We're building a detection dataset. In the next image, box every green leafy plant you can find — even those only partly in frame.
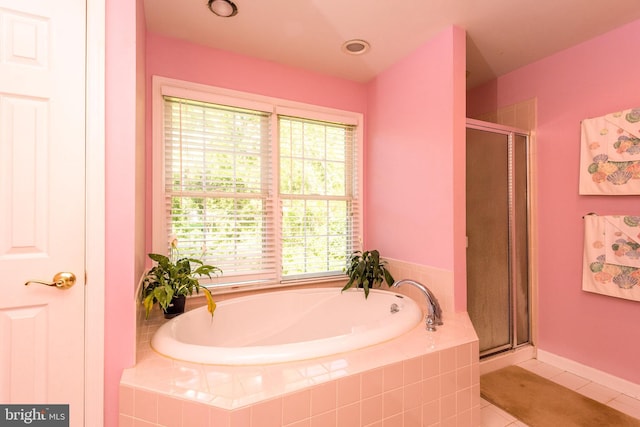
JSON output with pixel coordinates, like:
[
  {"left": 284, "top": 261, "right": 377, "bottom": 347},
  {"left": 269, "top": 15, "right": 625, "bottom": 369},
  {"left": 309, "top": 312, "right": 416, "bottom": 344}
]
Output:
[
  {"left": 140, "top": 240, "right": 221, "bottom": 319},
  {"left": 343, "top": 249, "right": 395, "bottom": 298}
]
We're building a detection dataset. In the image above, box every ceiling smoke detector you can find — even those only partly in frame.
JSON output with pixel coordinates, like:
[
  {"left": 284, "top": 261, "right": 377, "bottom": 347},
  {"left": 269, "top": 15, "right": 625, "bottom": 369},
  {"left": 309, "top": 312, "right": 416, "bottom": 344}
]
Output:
[
  {"left": 342, "top": 39, "right": 370, "bottom": 55},
  {"left": 207, "top": 0, "right": 238, "bottom": 17}
]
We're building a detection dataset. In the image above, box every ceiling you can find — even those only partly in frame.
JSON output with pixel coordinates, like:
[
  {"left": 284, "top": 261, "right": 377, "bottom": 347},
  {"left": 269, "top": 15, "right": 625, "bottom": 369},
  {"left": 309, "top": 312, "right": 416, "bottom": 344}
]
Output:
[{"left": 143, "top": 0, "right": 640, "bottom": 89}]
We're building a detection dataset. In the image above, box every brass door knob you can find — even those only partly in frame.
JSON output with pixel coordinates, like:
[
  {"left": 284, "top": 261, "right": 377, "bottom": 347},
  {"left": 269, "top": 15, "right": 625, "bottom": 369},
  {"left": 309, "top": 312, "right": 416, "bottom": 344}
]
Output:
[{"left": 25, "top": 272, "right": 77, "bottom": 289}]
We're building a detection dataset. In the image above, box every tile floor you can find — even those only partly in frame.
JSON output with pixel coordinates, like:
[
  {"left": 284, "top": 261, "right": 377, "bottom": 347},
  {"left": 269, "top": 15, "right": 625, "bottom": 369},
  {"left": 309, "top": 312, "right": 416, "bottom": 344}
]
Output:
[{"left": 480, "top": 359, "right": 640, "bottom": 426}]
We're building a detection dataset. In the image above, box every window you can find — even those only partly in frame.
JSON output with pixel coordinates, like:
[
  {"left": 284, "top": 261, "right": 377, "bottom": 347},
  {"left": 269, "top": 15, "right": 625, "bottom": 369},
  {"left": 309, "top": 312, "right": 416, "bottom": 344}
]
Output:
[
  {"left": 279, "top": 116, "right": 358, "bottom": 279},
  {"left": 153, "top": 78, "right": 362, "bottom": 290}
]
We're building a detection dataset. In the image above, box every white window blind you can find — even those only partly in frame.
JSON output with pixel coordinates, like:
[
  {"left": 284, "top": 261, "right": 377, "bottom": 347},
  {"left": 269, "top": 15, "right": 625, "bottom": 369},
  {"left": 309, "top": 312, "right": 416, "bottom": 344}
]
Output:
[
  {"left": 163, "top": 96, "right": 276, "bottom": 284},
  {"left": 159, "top": 90, "right": 361, "bottom": 289},
  {"left": 279, "top": 116, "right": 360, "bottom": 280}
]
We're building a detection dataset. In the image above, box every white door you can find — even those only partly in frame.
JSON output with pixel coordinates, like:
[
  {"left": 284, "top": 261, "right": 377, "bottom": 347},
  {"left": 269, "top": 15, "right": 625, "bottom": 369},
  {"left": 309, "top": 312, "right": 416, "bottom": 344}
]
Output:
[{"left": 0, "top": 0, "right": 86, "bottom": 425}]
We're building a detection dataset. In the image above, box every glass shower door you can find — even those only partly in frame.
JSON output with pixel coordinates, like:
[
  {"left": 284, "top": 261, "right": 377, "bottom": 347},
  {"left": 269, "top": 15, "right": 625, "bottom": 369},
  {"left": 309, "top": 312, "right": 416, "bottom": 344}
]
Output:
[{"left": 466, "top": 123, "right": 530, "bottom": 357}]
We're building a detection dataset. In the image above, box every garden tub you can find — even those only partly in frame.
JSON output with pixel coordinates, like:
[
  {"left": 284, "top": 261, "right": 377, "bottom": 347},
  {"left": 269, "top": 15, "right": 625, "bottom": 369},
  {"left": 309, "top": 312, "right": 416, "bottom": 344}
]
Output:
[{"left": 151, "top": 287, "right": 422, "bottom": 365}]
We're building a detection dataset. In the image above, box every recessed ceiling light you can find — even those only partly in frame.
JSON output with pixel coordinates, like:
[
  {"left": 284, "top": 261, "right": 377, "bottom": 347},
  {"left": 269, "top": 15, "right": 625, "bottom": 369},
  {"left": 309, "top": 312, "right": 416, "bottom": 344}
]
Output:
[
  {"left": 342, "top": 39, "right": 370, "bottom": 55},
  {"left": 207, "top": 0, "right": 238, "bottom": 17}
]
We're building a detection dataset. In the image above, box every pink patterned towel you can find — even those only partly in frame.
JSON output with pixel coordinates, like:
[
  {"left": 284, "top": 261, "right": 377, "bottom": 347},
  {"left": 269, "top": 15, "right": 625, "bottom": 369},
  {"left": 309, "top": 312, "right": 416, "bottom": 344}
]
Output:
[
  {"left": 583, "top": 214, "right": 640, "bottom": 301},
  {"left": 579, "top": 108, "right": 640, "bottom": 195}
]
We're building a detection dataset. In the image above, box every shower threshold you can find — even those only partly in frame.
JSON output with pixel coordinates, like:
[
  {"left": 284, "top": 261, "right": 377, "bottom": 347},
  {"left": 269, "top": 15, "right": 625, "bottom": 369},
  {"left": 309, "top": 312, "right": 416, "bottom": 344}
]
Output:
[{"left": 479, "top": 344, "right": 536, "bottom": 376}]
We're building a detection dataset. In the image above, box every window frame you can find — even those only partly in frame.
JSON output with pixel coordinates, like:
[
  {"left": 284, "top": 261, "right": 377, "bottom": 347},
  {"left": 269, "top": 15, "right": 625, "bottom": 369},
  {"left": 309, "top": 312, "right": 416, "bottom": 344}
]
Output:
[{"left": 151, "top": 76, "right": 364, "bottom": 291}]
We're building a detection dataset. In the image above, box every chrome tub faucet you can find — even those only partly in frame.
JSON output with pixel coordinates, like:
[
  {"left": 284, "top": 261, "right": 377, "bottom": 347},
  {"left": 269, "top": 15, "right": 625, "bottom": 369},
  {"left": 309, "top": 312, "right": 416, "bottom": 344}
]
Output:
[{"left": 392, "top": 279, "right": 443, "bottom": 331}]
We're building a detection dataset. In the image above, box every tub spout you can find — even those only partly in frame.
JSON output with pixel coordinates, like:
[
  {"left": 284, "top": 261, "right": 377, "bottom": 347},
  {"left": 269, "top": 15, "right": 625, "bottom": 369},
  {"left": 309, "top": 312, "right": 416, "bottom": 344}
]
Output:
[{"left": 392, "top": 279, "right": 443, "bottom": 331}]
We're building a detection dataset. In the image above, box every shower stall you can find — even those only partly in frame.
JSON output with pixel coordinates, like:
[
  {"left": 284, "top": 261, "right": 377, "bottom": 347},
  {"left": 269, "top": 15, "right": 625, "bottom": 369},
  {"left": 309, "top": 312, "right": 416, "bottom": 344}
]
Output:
[{"left": 466, "top": 119, "right": 531, "bottom": 357}]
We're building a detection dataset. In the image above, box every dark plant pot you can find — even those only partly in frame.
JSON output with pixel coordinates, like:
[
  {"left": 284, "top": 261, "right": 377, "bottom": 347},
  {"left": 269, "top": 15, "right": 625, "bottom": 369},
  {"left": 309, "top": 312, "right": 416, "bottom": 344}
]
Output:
[{"left": 163, "top": 295, "right": 186, "bottom": 319}]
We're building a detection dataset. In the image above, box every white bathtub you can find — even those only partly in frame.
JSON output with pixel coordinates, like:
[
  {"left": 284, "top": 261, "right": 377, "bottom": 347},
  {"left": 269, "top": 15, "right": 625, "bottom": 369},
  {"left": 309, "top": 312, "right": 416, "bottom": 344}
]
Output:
[{"left": 151, "top": 287, "right": 422, "bottom": 365}]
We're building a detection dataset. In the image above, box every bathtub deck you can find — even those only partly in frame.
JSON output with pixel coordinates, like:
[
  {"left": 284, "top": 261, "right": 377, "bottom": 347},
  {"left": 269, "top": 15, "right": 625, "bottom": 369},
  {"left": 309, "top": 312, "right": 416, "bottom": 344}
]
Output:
[{"left": 120, "top": 311, "right": 480, "bottom": 426}]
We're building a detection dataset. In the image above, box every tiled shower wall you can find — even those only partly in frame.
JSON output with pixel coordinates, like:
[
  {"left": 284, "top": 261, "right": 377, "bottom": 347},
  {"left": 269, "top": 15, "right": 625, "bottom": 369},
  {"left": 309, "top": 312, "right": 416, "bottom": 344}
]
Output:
[{"left": 472, "top": 97, "right": 537, "bottom": 131}]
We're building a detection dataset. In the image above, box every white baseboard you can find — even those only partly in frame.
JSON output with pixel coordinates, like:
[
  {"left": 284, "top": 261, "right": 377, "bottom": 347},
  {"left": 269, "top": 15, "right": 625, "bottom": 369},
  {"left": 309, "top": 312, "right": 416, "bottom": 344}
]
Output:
[{"left": 537, "top": 350, "right": 640, "bottom": 399}]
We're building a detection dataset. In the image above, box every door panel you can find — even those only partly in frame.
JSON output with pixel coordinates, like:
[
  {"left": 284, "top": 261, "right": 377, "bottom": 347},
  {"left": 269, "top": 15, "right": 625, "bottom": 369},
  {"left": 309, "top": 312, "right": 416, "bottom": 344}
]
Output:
[
  {"left": 0, "top": 1, "right": 86, "bottom": 424},
  {"left": 0, "top": 305, "right": 48, "bottom": 401},
  {"left": 514, "top": 134, "right": 530, "bottom": 345},
  {"left": 466, "top": 128, "right": 511, "bottom": 354},
  {"left": 466, "top": 125, "right": 531, "bottom": 357}
]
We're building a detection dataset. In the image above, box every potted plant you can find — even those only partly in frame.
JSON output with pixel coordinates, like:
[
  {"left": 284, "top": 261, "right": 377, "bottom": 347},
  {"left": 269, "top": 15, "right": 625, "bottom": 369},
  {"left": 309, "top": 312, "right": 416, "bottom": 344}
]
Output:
[
  {"left": 343, "top": 249, "right": 395, "bottom": 298},
  {"left": 140, "top": 238, "right": 221, "bottom": 319}
]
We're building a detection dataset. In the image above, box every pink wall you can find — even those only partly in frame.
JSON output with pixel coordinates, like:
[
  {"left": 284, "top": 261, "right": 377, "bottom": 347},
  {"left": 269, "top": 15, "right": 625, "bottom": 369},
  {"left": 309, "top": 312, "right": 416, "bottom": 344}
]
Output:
[
  {"left": 105, "top": 0, "right": 146, "bottom": 425},
  {"left": 467, "top": 19, "right": 640, "bottom": 384},
  {"left": 145, "top": 34, "right": 367, "bottom": 113},
  {"left": 365, "top": 26, "right": 467, "bottom": 308}
]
